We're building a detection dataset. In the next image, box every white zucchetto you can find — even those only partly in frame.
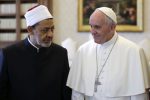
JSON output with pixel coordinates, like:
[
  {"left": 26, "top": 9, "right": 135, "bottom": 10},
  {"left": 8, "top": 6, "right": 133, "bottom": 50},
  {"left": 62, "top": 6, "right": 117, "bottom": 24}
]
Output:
[
  {"left": 24, "top": 5, "right": 53, "bottom": 27},
  {"left": 97, "top": 7, "right": 117, "bottom": 24}
]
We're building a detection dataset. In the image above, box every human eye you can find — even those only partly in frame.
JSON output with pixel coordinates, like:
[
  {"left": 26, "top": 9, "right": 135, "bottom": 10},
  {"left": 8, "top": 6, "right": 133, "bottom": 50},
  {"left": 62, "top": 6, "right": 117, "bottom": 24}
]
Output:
[
  {"left": 95, "top": 25, "right": 101, "bottom": 29},
  {"left": 51, "top": 26, "right": 55, "bottom": 32},
  {"left": 40, "top": 28, "right": 49, "bottom": 33}
]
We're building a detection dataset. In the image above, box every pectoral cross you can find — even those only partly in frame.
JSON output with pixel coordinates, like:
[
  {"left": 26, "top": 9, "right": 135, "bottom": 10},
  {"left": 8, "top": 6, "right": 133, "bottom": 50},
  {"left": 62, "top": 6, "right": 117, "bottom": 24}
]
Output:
[{"left": 94, "top": 78, "right": 101, "bottom": 92}]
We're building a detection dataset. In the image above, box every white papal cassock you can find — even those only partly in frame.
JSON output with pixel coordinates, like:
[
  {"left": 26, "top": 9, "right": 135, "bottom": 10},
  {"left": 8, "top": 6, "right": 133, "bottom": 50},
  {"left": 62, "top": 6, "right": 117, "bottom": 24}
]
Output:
[{"left": 67, "top": 33, "right": 150, "bottom": 100}]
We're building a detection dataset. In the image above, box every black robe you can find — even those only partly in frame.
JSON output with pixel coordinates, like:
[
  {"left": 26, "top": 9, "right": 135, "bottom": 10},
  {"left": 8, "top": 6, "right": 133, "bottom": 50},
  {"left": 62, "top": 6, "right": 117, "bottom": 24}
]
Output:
[{"left": 0, "top": 38, "right": 71, "bottom": 100}]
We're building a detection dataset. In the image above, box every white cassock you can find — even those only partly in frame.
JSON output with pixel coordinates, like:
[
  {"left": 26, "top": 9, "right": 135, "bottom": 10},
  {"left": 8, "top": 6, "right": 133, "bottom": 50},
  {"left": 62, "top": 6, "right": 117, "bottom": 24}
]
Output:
[{"left": 67, "top": 33, "right": 150, "bottom": 100}]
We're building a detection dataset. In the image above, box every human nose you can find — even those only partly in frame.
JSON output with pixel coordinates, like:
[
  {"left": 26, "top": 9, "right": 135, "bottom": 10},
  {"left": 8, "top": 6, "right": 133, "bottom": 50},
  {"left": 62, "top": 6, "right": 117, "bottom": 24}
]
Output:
[{"left": 46, "top": 30, "right": 53, "bottom": 37}]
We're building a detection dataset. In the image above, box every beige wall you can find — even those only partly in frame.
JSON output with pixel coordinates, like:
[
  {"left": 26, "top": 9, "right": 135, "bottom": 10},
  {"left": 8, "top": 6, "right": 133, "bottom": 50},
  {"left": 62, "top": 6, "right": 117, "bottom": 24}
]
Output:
[{"left": 52, "top": 0, "right": 150, "bottom": 47}]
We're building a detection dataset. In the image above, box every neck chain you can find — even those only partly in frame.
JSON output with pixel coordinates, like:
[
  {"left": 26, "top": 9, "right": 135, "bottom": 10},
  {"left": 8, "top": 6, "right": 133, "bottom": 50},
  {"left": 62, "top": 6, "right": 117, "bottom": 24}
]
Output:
[{"left": 94, "top": 35, "right": 118, "bottom": 92}]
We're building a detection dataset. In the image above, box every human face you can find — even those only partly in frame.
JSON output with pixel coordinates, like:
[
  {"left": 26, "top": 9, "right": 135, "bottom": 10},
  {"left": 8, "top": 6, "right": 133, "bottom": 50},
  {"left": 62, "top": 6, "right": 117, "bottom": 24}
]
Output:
[
  {"left": 89, "top": 10, "right": 115, "bottom": 44},
  {"left": 30, "top": 19, "right": 54, "bottom": 47}
]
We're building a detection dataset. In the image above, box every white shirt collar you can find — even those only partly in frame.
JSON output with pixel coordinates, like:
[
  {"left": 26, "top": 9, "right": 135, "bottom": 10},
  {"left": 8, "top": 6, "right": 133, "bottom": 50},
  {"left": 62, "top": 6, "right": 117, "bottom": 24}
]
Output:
[{"left": 27, "top": 37, "right": 39, "bottom": 50}]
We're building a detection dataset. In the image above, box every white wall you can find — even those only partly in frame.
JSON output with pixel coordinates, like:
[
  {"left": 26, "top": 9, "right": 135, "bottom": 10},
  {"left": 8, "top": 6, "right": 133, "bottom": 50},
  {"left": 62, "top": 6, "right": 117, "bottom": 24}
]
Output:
[{"left": 52, "top": 0, "right": 150, "bottom": 47}]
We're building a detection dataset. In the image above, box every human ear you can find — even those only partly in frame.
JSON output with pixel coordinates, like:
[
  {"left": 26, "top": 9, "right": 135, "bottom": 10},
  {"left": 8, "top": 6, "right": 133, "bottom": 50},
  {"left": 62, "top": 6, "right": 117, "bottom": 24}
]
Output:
[
  {"left": 27, "top": 26, "right": 34, "bottom": 35},
  {"left": 111, "top": 24, "right": 116, "bottom": 31}
]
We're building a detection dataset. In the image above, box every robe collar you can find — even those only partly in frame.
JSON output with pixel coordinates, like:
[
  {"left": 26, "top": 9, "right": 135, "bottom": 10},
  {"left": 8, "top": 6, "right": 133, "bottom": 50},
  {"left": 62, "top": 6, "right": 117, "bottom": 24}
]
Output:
[
  {"left": 27, "top": 36, "right": 39, "bottom": 50},
  {"left": 97, "top": 32, "right": 118, "bottom": 49}
]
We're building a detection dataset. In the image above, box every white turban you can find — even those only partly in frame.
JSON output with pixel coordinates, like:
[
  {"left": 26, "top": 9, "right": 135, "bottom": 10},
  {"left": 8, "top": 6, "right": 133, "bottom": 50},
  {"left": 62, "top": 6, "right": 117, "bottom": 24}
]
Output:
[
  {"left": 97, "top": 7, "right": 117, "bottom": 24},
  {"left": 24, "top": 5, "right": 53, "bottom": 27}
]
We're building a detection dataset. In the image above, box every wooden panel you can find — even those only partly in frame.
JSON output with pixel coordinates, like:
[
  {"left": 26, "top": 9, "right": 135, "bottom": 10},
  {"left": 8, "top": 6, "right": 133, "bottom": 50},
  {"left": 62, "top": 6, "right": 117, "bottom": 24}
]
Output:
[{"left": 0, "top": 0, "right": 52, "bottom": 48}]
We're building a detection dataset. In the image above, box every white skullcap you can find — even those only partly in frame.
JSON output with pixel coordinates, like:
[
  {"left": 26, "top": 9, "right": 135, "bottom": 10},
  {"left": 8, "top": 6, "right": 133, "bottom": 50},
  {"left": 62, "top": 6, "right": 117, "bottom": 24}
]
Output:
[
  {"left": 24, "top": 5, "right": 53, "bottom": 26},
  {"left": 97, "top": 7, "right": 117, "bottom": 24}
]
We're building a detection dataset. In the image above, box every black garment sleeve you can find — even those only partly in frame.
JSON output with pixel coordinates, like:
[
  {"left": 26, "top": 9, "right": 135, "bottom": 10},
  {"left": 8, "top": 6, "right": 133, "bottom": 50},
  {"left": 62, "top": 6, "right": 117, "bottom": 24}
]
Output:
[
  {"left": 62, "top": 50, "right": 72, "bottom": 100},
  {"left": 0, "top": 49, "right": 9, "bottom": 100}
]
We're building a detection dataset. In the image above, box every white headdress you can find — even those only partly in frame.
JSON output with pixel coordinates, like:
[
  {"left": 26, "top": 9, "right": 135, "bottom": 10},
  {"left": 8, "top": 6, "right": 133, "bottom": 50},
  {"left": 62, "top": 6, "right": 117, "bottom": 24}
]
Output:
[
  {"left": 24, "top": 5, "right": 53, "bottom": 26},
  {"left": 97, "top": 7, "right": 117, "bottom": 23}
]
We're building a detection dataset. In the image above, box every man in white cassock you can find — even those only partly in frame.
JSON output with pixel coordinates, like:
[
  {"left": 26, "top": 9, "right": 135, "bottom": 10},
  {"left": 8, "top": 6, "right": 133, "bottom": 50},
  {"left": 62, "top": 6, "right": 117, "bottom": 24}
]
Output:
[{"left": 67, "top": 7, "right": 150, "bottom": 100}]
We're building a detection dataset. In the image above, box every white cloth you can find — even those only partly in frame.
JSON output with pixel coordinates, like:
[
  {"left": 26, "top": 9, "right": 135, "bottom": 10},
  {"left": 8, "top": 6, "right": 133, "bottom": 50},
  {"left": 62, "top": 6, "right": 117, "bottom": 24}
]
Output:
[
  {"left": 139, "top": 38, "right": 150, "bottom": 66},
  {"left": 24, "top": 5, "right": 53, "bottom": 26},
  {"left": 67, "top": 33, "right": 150, "bottom": 97},
  {"left": 97, "top": 7, "right": 117, "bottom": 24},
  {"left": 72, "top": 90, "right": 149, "bottom": 100}
]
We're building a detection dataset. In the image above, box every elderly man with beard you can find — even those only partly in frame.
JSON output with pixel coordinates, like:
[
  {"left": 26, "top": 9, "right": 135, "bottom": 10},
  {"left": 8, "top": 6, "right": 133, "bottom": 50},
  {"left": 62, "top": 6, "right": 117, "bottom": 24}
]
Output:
[{"left": 0, "top": 5, "right": 71, "bottom": 100}]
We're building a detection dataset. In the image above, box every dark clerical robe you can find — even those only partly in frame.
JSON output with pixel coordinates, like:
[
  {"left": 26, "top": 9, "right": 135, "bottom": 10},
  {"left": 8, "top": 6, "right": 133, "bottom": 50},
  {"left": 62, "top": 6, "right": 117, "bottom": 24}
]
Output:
[{"left": 0, "top": 38, "right": 71, "bottom": 100}]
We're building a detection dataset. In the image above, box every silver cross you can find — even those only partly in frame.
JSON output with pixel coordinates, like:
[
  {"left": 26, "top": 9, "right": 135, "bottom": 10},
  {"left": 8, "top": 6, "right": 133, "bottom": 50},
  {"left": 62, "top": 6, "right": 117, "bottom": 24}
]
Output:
[{"left": 94, "top": 78, "right": 101, "bottom": 92}]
